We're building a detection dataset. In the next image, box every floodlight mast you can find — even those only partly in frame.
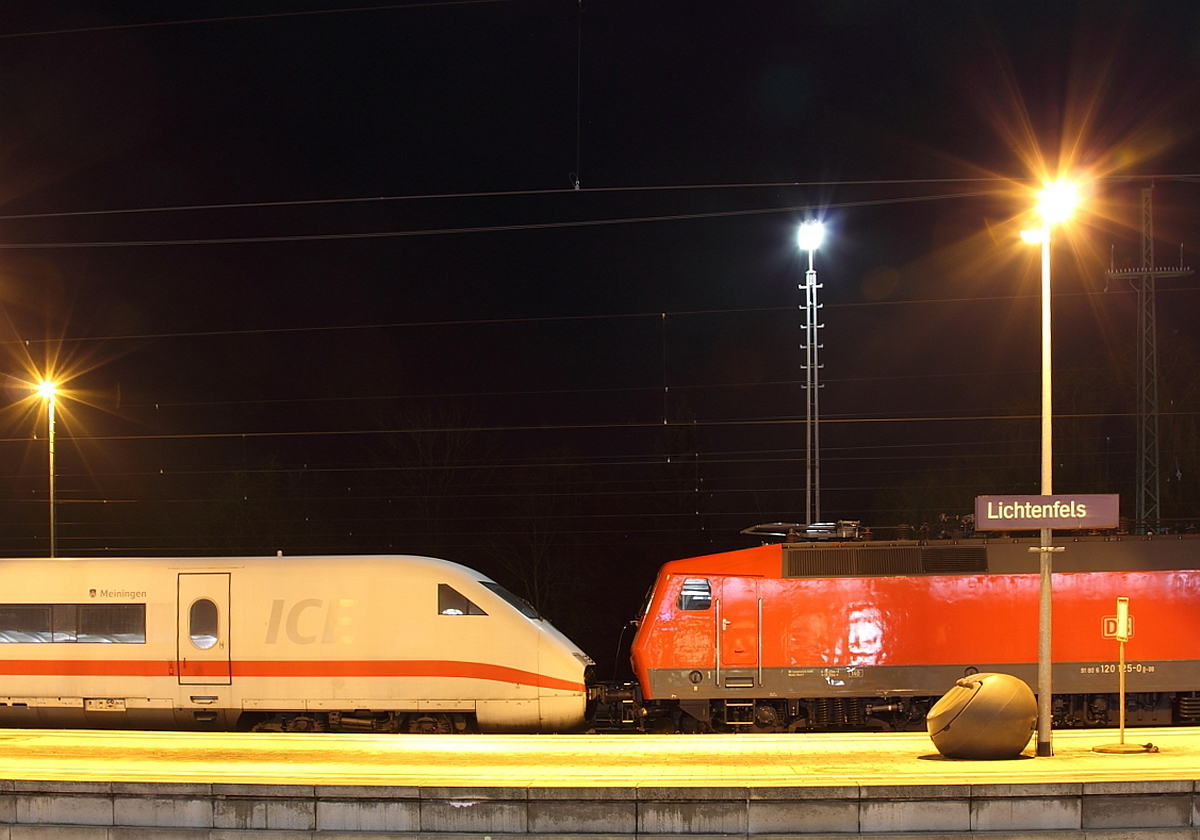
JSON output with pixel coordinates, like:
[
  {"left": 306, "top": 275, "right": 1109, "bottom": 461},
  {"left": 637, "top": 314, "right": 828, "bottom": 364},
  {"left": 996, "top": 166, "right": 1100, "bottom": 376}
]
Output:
[{"left": 797, "top": 221, "right": 825, "bottom": 527}]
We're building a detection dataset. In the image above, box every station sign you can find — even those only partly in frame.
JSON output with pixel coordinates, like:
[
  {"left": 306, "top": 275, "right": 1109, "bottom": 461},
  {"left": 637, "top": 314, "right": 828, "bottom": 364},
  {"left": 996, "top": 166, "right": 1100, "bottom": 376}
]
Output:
[{"left": 974, "top": 494, "right": 1120, "bottom": 531}]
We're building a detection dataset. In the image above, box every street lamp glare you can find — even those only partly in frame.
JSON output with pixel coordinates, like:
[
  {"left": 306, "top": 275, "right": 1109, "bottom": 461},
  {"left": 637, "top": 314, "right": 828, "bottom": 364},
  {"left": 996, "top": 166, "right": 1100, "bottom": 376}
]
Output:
[
  {"left": 1021, "top": 173, "right": 1086, "bottom": 759},
  {"left": 1037, "top": 180, "right": 1079, "bottom": 224},
  {"left": 33, "top": 378, "right": 61, "bottom": 558},
  {"left": 797, "top": 221, "right": 824, "bottom": 252}
]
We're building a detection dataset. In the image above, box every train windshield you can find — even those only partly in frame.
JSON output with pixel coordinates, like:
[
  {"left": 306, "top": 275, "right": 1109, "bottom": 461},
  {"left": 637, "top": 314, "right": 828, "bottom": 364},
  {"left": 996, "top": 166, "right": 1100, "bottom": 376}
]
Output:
[{"left": 480, "top": 581, "right": 541, "bottom": 620}]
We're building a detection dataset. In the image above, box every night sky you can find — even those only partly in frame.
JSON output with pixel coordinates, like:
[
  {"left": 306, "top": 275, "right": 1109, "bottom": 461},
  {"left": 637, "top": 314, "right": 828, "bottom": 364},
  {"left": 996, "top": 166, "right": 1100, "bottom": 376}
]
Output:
[{"left": 1, "top": 1, "right": 1199, "bottom": 670}]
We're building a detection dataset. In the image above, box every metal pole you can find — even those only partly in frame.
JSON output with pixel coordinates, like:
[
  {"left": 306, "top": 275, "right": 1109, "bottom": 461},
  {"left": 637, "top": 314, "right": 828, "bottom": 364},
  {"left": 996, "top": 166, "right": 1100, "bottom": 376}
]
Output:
[
  {"left": 1117, "top": 637, "right": 1126, "bottom": 744},
  {"left": 802, "top": 264, "right": 811, "bottom": 525},
  {"left": 802, "top": 252, "right": 817, "bottom": 526},
  {"left": 808, "top": 249, "right": 821, "bottom": 524},
  {"left": 47, "top": 395, "right": 56, "bottom": 558},
  {"left": 1036, "top": 223, "right": 1054, "bottom": 757}
]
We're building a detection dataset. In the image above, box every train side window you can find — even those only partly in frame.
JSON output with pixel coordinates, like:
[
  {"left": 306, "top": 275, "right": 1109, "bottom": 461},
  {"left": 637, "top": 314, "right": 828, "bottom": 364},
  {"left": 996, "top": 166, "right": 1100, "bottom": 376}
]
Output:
[
  {"left": 677, "top": 578, "right": 712, "bottom": 611},
  {"left": 0, "top": 605, "right": 51, "bottom": 642},
  {"left": 188, "top": 599, "right": 219, "bottom": 649},
  {"left": 0, "top": 604, "right": 145, "bottom": 643},
  {"left": 78, "top": 604, "right": 146, "bottom": 644},
  {"left": 438, "top": 584, "right": 487, "bottom": 615},
  {"left": 52, "top": 604, "right": 77, "bottom": 642}
]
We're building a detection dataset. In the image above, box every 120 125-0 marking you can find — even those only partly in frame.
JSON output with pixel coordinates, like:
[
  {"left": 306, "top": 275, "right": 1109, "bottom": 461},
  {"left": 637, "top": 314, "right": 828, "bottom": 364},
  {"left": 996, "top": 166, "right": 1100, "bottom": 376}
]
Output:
[{"left": 1078, "top": 662, "right": 1156, "bottom": 675}]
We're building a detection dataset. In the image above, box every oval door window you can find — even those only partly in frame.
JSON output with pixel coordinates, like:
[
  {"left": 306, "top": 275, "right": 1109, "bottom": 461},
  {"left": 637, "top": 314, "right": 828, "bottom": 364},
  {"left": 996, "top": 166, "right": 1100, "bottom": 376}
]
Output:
[{"left": 189, "top": 598, "right": 219, "bottom": 649}]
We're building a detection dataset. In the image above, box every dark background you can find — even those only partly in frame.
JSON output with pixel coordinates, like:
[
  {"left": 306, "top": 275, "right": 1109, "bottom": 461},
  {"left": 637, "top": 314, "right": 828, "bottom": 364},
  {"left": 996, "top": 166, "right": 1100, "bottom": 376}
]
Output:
[{"left": 0, "top": 1, "right": 1198, "bottom": 673}]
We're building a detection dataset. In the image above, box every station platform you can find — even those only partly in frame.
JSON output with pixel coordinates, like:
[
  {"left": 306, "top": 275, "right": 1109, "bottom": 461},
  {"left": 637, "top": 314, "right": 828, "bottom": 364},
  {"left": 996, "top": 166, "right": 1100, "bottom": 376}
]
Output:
[{"left": 1, "top": 726, "right": 1198, "bottom": 837}]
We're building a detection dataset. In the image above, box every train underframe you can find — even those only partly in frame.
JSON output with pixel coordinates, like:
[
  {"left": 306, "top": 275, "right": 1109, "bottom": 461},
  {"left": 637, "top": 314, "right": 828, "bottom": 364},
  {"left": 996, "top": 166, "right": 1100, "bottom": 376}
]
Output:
[
  {"left": 590, "top": 684, "right": 1200, "bottom": 733},
  {"left": 239, "top": 710, "right": 475, "bottom": 734}
]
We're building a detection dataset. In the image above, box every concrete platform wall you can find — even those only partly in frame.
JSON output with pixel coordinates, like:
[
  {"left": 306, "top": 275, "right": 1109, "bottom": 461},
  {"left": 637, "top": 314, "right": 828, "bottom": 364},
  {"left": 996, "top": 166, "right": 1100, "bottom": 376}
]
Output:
[{"left": 1, "top": 778, "right": 1198, "bottom": 838}]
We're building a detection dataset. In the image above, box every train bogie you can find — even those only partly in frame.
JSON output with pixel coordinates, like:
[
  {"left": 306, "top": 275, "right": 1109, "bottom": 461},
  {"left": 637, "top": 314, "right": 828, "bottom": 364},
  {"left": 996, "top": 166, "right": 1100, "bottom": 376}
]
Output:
[{"left": 0, "top": 554, "right": 592, "bottom": 733}]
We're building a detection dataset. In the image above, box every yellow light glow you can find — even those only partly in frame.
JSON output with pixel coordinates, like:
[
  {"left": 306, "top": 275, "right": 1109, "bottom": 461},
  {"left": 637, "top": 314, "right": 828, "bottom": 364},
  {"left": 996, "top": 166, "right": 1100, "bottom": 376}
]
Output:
[
  {"left": 1020, "top": 229, "right": 1046, "bottom": 244},
  {"left": 36, "top": 380, "right": 58, "bottom": 399},
  {"left": 1036, "top": 180, "right": 1079, "bottom": 224}
]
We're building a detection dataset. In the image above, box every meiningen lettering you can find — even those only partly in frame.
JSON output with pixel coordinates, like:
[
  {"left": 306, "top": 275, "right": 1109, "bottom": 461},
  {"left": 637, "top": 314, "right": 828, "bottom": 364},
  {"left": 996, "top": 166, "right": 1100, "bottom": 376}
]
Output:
[{"left": 93, "top": 589, "right": 148, "bottom": 599}]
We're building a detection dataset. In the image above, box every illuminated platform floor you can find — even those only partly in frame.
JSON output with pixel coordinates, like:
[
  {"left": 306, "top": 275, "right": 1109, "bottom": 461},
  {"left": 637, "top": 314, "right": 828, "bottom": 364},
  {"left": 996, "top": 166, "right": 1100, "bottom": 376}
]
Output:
[
  {"left": 2, "top": 728, "right": 1199, "bottom": 837},
  {"left": 0, "top": 726, "right": 1198, "bottom": 787}
]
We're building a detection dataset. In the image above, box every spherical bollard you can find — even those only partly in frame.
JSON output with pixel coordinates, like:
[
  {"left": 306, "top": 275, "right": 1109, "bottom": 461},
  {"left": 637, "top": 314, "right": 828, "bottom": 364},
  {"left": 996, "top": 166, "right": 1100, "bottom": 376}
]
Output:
[{"left": 927, "top": 672, "right": 1036, "bottom": 759}]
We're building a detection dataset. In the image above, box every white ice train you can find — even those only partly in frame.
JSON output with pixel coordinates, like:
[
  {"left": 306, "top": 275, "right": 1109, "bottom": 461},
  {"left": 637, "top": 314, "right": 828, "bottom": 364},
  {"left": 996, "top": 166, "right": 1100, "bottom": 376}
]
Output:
[{"left": 0, "top": 554, "right": 593, "bottom": 733}]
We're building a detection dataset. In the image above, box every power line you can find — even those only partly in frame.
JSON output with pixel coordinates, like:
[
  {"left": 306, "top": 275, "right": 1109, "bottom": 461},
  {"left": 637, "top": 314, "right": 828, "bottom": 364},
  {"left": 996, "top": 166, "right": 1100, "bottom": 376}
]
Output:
[
  {"left": 4, "top": 174, "right": 1198, "bottom": 222},
  {"left": 14, "top": 280, "right": 1198, "bottom": 348},
  {"left": 0, "top": 2, "right": 511, "bottom": 40},
  {"left": 0, "top": 407, "right": 1175, "bottom": 449},
  {"left": 0, "top": 190, "right": 1011, "bottom": 250}
]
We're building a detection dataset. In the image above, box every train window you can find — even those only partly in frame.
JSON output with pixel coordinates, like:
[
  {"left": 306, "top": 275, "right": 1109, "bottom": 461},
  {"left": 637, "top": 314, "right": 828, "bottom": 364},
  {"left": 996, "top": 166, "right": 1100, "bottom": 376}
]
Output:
[
  {"left": 0, "top": 605, "right": 51, "bottom": 642},
  {"left": 52, "top": 604, "right": 77, "bottom": 642},
  {"left": 678, "top": 578, "right": 712, "bottom": 610},
  {"left": 0, "top": 604, "right": 145, "bottom": 643},
  {"left": 438, "top": 584, "right": 487, "bottom": 615},
  {"left": 637, "top": 583, "right": 656, "bottom": 620},
  {"left": 78, "top": 605, "right": 147, "bottom": 643},
  {"left": 189, "top": 599, "right": 219, "bottom": 649},
  {"left": 480, "top": 581, "right": 540, "bottom": 619}
]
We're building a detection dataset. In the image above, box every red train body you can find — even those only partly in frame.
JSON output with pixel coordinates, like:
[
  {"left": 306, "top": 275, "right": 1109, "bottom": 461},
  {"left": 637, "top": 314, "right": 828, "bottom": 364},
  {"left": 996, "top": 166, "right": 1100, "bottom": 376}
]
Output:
[{"left": 610, "top": 534, "right": 1200, "bottom": 732}]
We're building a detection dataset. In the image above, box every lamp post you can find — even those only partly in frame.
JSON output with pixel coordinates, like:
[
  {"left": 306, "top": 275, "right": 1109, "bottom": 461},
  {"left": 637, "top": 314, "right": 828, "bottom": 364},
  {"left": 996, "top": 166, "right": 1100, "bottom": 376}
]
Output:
[
  {"left": 797, "top": 220, "right": 825, "bottom": 526},
  {"left": 35, "top": 380, "right": 57, "bottom": 557},
  {"left": 1020, "top": 179, "right": 1078, "bottom": 757}
]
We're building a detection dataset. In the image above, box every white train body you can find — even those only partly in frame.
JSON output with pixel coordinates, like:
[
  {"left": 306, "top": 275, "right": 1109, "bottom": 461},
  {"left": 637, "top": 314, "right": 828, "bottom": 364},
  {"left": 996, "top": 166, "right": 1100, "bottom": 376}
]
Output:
[{"left": 0, "top": 554, "right": 592, "bottom": 733}]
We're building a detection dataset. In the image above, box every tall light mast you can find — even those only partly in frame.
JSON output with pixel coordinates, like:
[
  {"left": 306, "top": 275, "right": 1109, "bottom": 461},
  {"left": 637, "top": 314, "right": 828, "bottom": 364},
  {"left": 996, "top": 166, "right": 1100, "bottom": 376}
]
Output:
[
  {"left": 1105, "top": 184, "right": 1192, "bottom": 533},
  {"left": 797, "top": 221, "right": 825, "bottom": 526}
]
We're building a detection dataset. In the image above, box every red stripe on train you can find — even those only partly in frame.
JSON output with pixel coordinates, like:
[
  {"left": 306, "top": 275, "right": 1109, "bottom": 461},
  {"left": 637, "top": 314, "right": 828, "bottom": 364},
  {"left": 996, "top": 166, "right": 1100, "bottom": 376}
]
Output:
[{"left": 0, "top": 659, "right": 583, "bottom": 692}]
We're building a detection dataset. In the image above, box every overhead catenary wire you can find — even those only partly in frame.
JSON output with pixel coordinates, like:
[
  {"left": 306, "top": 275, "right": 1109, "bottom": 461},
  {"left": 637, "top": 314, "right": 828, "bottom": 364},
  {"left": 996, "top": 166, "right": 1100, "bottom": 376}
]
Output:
[
  {"left": 0, "top": 1, "right": 513, "bottom": 40},
  {"left": 0, "top": 190, "right": 1012, "bottom": 249},
  {"left": 0, "top": 172, "right": 1195, "bottom": 250},
  {"left": 8, "top": 281, "right": 1196, "bottom": 348},
  {"left": 3, "top": 174, "right": 1198, "bottom": 223}
]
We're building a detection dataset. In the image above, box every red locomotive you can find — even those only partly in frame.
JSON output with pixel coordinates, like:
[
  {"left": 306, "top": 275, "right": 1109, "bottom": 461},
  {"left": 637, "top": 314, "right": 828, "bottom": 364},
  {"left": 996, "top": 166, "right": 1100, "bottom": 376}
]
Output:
[{"left": 597, "top": 531, "right": 1200, "bottom": 732}]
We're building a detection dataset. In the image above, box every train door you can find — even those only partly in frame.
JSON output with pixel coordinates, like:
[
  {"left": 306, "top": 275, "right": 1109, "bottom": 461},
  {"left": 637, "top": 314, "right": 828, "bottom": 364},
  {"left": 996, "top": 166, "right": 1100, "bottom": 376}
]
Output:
[
  {"left": 716, "top": 576, "right": 760, "bottom": 671},
  {"left": 177, "top": 573, "right": 231, "bottom": 685}
]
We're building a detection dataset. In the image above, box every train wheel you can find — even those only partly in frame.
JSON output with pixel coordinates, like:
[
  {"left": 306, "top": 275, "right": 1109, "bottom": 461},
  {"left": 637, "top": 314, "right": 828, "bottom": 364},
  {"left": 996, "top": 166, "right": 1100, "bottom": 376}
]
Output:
[
  {"left": 247, "top": 713, "right": 326, "bottom": 733},
  {"left": 753, "top": 702, "right": 784, "bottom": 732},
  {"left": 286, "top": 715, "right": 324, "bottom": 732},
  {"left": 405, "top": 714, "right": 454, "bottom": 734}
]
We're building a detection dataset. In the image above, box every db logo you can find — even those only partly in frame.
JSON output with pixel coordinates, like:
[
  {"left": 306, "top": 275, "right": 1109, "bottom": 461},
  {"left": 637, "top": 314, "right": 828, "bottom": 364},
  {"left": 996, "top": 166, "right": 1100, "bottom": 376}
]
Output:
[{"left": 1101, "top": 615, "right": 1134, "bottom": 639}]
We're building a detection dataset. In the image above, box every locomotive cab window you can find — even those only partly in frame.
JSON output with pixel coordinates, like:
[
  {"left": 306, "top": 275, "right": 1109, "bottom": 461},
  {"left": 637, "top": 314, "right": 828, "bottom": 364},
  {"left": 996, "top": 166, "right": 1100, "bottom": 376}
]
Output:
[
  {"left": 677, "top": 578, "right": 712, "bottom": 611},
  {"left": 438, "top": 584, "right": 486, "bottom": 615},
  {"left": 188, "top": 598, "right": 219, "bottom": 649}
]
